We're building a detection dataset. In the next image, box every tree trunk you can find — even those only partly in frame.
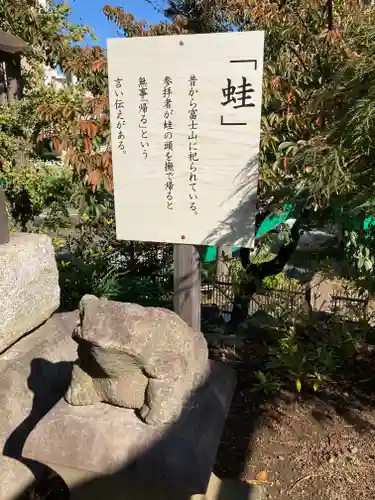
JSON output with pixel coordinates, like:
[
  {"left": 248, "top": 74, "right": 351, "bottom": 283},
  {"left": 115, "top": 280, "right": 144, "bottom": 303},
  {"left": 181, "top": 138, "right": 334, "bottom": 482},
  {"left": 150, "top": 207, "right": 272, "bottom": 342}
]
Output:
[
  {"left": 216, "top": 245, "right": 232, "bottom": 282},
  {"left": 230, "top": 216, "right": 305, "bottom": 326},
  {"left": 215, "top": 245, "right": 233, "bottom": 313}
]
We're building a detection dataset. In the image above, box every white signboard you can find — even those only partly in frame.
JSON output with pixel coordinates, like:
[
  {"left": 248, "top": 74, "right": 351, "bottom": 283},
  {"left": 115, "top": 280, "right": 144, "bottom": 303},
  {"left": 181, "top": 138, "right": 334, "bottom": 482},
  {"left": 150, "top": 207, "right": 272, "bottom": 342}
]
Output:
[{"left": 107, "top": 31, "right": 264, "bottom": 247}]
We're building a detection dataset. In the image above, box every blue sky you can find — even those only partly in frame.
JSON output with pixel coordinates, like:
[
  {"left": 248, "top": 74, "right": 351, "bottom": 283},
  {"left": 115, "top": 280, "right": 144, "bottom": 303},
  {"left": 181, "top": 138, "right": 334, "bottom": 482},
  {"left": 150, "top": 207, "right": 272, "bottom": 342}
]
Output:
[{"left": 69, "top": 0, "right": 167, "bottom": 46}]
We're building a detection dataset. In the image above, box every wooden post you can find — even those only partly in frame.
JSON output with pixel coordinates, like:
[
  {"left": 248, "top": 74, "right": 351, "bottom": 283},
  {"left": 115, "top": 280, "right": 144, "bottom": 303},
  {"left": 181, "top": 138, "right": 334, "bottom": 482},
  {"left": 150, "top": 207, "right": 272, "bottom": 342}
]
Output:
[
  {"left": 0, "top": 187, "right": 9, "bottom": 244},
  {"left": 173, "top": 244, "right": 201, "bottom": 332}
]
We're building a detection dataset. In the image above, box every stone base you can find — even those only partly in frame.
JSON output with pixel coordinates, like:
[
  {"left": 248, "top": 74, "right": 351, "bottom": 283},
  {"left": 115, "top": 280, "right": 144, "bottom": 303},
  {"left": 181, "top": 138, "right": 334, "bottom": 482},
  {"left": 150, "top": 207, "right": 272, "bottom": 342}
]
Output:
[
  {"left": 0, "top": 233, "right": 60, "bottom": 352},
  {"left": 46, "top": 463, "right": 263, "bottom": 500},
  {"left": 0, "top": 311, "right": 78, "bottom": 500},
  {"left": 23, "top": 361, "right": 236, "bottom": 495}
]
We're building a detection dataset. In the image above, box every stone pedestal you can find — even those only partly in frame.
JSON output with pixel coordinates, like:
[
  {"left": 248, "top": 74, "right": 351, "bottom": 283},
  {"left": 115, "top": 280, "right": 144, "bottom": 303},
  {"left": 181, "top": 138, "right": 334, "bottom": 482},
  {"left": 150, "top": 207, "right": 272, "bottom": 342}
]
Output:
[
  {"left": 42, "top": 464, "right": 263, "bottom": 500},
  {"left": 23, "top": 361, "right": 240, "bottom": 497},
  {"left": 0, "top": 311, "right": 78, "bottom": 500},
  {"left": 0, "top": 233, "right": 60, "bottom": 352}
]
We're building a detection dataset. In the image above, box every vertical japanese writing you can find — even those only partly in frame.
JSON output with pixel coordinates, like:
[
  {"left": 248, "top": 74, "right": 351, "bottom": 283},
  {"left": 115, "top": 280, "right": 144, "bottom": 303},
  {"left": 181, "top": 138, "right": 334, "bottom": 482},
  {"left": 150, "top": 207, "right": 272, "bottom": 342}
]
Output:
[
  {"left": 220, "top": 59, "right": 258, "bottom": 126},
  {"left": 114, "top": 77, "right": 126, "bottom": 154},
  {"left": 188, "top": 74, "right": 199, "bottom": 215},
  {"left": 138, "top": 77, "right": 149, "bottom": 159},
  {"left": 163, "top": 76, "right": 174, "bottom": 210}
]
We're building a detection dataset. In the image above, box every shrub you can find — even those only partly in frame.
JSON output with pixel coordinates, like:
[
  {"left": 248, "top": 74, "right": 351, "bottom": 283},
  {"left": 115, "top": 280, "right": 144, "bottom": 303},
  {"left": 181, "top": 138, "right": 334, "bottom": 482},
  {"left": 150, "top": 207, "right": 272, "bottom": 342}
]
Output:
[
  {"left": 240, "top": 306, "right": 367, "bottom": 396},
  {"left": 1, "top": 159, "right": 73, "bottom": 230},
  {"left": 56, "top": 211, "right": 173, "bottom": 311}
]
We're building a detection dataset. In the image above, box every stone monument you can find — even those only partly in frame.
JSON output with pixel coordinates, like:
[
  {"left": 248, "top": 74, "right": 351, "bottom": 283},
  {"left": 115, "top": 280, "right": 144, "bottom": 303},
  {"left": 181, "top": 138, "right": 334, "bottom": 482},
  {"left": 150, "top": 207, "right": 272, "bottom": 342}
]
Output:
[
  {"left": 0, "top": 230, "right": 75, "bottom": 500},
  {"left": 0, "top": 232, "right": 60, "bottom": 353},
  {"left": 65, "top": 295, "right": 210, "bottom": 425},
  {"left": 23, "top": 296, "right": 243, "bottom": 498}
]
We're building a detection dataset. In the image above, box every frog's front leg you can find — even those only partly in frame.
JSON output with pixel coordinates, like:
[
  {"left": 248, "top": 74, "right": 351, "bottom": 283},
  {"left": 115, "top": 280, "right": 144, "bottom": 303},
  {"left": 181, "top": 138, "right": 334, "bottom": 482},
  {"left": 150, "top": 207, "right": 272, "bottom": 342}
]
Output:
[
  {"left": 139, "top": 353, "right": 187, "bottom": 425},
  {"left": 65, "top": 362, "right": 100, "bottom": 406}
]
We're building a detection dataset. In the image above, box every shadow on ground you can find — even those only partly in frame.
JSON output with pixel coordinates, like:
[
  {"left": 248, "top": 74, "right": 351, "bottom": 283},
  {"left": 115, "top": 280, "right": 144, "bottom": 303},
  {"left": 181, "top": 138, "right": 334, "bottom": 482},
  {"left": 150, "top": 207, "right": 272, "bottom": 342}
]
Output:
[{"left": 3, "top": 359, "right": 73, "bottom": 485}]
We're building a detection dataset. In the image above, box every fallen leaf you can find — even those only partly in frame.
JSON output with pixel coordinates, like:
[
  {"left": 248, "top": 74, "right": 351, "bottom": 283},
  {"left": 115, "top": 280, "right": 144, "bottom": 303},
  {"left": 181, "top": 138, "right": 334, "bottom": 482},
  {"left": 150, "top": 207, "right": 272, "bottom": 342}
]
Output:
[{"left": 255, "top": 470, "right": 268, "bottom": 483}]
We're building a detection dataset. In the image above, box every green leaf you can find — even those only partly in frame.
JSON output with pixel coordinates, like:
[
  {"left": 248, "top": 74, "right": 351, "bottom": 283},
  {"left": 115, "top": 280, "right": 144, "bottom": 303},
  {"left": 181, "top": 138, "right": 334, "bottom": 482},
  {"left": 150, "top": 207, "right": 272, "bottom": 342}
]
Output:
[
  {"left": 364, "top": 258, "right": 373, "bottom": 272},
  {"left": 255, "top": 371, "right": 266, "bottom": 384},
  {"left": 296, "top": 378, "right": 302, "bottom": 393},
  {"left": 278, "top": 142, "right": 295, "bottom": 151},
  {"left": 313, "top": 382, "right": 319, "bottom": 392}
]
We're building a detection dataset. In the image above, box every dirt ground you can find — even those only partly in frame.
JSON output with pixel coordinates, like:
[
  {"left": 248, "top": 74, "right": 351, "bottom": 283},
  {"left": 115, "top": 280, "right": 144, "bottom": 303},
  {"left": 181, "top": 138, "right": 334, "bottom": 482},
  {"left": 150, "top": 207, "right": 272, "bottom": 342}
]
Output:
[{"left": 213, "top": 345, "right": 375, "bottom": 500}]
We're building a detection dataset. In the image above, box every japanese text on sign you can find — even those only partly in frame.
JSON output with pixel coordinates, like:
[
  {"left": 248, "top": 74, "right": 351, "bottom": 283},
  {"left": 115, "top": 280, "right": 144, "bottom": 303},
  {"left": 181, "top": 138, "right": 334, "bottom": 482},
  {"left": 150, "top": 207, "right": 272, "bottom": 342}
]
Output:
[
  {"left": 139, "top": 77, "right": 149, "bottom": 159},
  {"left": 220, "top": 58, "right": 258, "bottom": 126},
  {"left": 108, "top": 31, "right": 264, "bottom": 247},
  {"left": 114, "top": 77, "right": 126, "bottom": 154},
  {"left": 163, "top": 76, "right": 174, "bottom": 210},
  {"left": 188, "top": 74, "right": 199, "bottom": 215}
]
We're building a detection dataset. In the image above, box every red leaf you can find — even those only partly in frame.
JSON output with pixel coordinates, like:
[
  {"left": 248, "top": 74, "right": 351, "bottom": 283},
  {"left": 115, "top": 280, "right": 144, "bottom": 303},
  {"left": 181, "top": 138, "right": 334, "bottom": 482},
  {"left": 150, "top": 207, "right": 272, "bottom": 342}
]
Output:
[
  {"left": 88, "top": 170, "right": 101, "bottom": 193},
  {"left": 89, "top": 122, "right": 99, "bottom": 138},
  {"left": 92, "top": 60, "right": 105, "bottom": 72},
  {"left": 83, "top": 136, "right": 92, "bottom": 154},
  {"left": 81, "top": 120, "right": 90, "bottom": 134}
]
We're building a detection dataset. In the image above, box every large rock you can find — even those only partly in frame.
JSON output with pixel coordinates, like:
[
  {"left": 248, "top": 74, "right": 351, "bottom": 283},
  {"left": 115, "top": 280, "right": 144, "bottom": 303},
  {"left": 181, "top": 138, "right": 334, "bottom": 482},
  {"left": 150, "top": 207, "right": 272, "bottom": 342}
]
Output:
[
  {"left": 24, "top": 360, "right": 236, "bottom": 496},
  {"left": 0, "top": 233, "right": 60, "bottom": 352},
  {"left": 65, "top": 295, "right": 210, "bottom": 425},
  {"left": 0, "top": 311, "right": 78, "bottom": 500}
]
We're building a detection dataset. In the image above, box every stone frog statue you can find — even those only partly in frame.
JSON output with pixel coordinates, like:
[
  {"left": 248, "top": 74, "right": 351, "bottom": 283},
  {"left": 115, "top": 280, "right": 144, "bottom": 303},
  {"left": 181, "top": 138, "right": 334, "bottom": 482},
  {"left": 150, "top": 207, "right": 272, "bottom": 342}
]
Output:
[{"left": 65, "top": 295, "right": 209, "bottom": 425}]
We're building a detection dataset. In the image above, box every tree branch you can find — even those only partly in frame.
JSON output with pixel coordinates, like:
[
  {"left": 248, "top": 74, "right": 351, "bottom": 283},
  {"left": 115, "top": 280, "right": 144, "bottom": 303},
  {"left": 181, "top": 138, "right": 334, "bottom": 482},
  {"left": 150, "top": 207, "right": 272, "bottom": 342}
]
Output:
[
  {"left": 250, "top": 218, "right": 301, "bottom": 282},
  {"left": 144, "top": 0, "right": 164, "bottom": 14},
  {"left": 327, "top": 0, "right": 333, "bottom": 31}
]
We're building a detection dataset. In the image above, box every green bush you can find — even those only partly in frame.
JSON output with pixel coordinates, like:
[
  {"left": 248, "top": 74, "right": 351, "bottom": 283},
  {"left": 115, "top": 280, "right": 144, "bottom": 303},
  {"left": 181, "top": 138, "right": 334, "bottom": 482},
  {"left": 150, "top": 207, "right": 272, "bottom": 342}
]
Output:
[
  {"left": 56, "top": 211, "right": 173, "bottom": 311},
  {"left": 228, "top": 256, "right": 299, "bottom": 290},
  {"left": 243, "top": 309, "right": 366, "bottom": 396},
  {"left": 1, "top": 159, "right": 73, "bottom": 230},
  {"left": 0, "top": 105, "right": 18, "bottom": 164}
]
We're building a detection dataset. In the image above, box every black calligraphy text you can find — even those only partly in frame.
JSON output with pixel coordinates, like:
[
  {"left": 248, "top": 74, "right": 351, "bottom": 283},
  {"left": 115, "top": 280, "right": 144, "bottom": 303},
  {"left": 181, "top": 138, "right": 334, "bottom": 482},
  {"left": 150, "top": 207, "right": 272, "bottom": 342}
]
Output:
[
  {"left": 163, "top": 77, "right": 174, "bottom": 210},
  {"left": 220, "top": 58, "right": 258, "bottom": 126},
  {"left": 138, "top": 77, "right": 149, "bottom": 160},
  {"left": 114, "top": 77, "right": 126, "bottom": 154},
  {"left": 188, "top": 74, "right": 199, "bottom": 215}
]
